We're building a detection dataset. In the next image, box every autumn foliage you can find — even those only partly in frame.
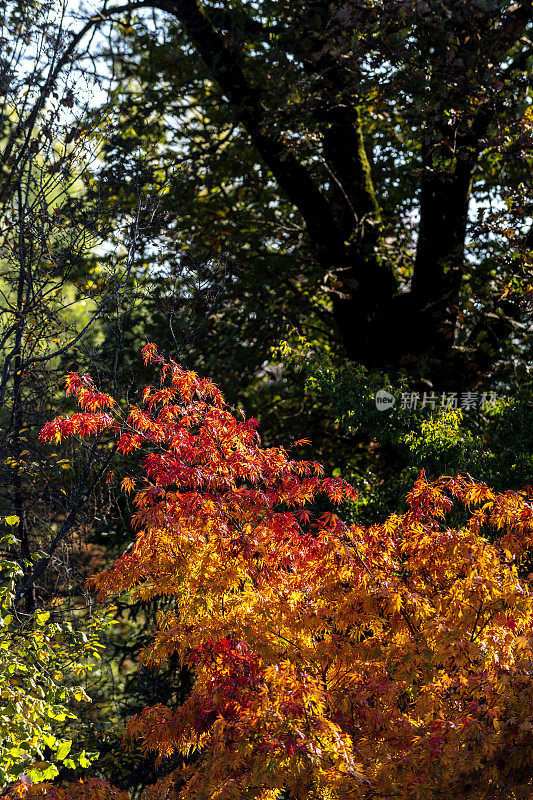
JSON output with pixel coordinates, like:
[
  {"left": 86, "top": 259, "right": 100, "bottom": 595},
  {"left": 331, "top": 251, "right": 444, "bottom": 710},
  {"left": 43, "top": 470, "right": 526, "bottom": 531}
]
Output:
[
  {"left": 7, "top": 779, "right": 130, "bottom": 800},
  {"left": 18, "top": 344, "right": 533, "bottom": 799}
]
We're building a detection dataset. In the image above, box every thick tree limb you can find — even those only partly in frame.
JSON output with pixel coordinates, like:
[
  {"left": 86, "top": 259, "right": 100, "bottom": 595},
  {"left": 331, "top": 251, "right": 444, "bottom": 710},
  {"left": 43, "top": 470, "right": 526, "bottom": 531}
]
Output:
[
  {"left": 411, "top": 1, "right": 532, "bottom": 356},
  {"left": 152, "top": 0, "right": 348, "bottom": 269}
]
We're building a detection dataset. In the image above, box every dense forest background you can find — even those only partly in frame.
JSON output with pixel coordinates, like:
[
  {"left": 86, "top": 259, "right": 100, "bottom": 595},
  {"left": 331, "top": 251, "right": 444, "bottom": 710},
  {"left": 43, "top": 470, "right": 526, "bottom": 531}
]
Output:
[{"left": 0, "top": 0, "right": 531, "bottom": 797}]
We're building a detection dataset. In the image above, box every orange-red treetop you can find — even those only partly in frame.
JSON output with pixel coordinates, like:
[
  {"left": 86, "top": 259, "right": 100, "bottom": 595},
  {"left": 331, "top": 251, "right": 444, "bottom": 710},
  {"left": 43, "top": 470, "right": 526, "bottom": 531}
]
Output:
[{"left": 27, "top": 344, "right": 533, "bottom": 799}]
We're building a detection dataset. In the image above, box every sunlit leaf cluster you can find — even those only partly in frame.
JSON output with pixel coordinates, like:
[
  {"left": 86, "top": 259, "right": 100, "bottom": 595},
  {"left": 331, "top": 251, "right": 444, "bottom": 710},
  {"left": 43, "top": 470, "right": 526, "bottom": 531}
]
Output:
[{"left": 0, "top": 531, "right": 109, "bottom": 787}]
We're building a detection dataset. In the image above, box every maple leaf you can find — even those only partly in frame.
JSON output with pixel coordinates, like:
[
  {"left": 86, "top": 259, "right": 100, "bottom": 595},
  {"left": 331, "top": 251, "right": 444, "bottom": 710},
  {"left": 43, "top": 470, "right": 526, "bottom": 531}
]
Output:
[
  {"left": 141, "top": 343, "right": 159, "bottom": 364},
  {"left": 121, "top": 477, "right": 136, "bottom": 494}
]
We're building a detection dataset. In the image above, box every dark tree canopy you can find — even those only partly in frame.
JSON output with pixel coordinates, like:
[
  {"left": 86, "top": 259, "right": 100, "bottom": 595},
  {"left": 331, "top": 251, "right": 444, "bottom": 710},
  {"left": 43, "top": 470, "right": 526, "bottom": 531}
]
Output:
[{"left": 93, "top": 0, "right": 532, "bottom": 385}]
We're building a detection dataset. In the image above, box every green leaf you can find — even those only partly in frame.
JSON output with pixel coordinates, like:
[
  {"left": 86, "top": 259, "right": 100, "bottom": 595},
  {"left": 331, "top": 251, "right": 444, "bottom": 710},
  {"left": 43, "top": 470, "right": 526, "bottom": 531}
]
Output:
[
  {"left": 29, "top": 763, "right": 59, "bottom": 782},
  {"left": 42, "top": 734, "right": 56, "bottom": 749},
  {"left": 55, "top": 740, "right": 72, "bottom": 760}
]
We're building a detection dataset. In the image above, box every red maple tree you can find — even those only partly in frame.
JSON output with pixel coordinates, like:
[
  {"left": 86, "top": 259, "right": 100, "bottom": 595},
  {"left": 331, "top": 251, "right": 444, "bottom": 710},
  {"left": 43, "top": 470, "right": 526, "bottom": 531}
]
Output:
[{"left": 12, "top": 344, "right": 533, "bottom": 800}]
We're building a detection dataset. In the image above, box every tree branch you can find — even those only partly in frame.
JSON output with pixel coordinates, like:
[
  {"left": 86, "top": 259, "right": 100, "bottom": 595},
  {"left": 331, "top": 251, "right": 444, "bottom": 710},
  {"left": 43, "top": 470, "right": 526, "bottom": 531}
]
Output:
[
  {"left": 14, "top": 442, "right": 117, "bottom": 604},
  {"left": 0, "top": 1, "right": 156, "bottom": 204},
  {"left": 151, "top": 0, "right": 347, "bottom": 267}
]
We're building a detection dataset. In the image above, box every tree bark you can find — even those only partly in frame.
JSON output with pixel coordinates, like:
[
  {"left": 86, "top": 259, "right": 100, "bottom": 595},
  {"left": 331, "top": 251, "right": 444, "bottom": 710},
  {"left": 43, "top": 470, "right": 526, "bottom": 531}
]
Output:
[{"left": 410, "top": 144, "right": 475, "bottom": 360}]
